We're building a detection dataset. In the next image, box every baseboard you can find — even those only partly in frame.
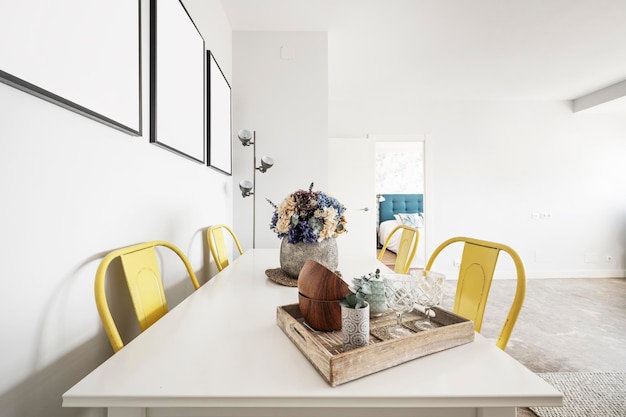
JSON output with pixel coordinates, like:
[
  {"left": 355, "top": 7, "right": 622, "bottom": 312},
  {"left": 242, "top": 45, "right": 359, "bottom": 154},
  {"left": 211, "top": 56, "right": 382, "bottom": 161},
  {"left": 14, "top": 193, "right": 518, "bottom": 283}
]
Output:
[
  {"left": 434, "top": 266, "right": 626, "bottom": 280},
  {"left": 517, "top": 270, "right": 625, "bottom": 279}
]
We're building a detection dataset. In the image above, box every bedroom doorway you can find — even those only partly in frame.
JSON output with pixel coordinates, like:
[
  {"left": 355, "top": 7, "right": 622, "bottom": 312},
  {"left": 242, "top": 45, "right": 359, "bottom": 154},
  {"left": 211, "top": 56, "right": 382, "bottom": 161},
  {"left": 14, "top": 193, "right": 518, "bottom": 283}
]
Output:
[
  {"left": 327, "top": 135, "right": 425, "bottom": 262},
  {"left": 374, "top": 139, "right": 425, "bottom": 268}
]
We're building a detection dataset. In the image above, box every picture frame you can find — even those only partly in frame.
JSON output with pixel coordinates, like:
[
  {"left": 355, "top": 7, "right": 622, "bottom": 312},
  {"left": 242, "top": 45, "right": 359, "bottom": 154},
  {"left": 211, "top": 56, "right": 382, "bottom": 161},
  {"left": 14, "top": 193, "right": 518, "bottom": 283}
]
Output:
[
  {"left": 0, "top": 0, "right": 142, "bottom": 136},
  {"left": 207, "top": 51, "right": 232, "bottom": 175},
  {"left": 150, "top": 0, "right": 205, "bottom": 163}
]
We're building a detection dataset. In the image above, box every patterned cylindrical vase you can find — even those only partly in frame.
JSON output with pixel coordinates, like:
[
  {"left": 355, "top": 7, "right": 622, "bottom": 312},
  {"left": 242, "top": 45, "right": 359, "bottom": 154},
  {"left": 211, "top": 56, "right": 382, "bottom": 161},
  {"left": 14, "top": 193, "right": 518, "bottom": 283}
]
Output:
[{"left": 341, "top": 302, "right": 370, "bottom": 351}]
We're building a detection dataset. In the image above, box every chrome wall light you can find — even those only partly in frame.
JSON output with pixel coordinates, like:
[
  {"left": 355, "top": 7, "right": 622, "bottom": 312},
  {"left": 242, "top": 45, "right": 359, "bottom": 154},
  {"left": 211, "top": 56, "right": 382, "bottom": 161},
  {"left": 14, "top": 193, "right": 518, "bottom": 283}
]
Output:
[
  {"left": 238, "top": 129, "right": 275, "bottom": 247},
  {"left": 239, "top": 179, "right": 254, "bottom": 198}
]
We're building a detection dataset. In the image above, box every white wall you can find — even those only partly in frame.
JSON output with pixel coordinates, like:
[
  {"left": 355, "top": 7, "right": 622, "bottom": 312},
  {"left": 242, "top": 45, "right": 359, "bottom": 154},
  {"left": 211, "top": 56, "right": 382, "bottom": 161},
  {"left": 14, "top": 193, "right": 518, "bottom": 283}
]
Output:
[
  {"left": 330, "top": 98, "right": 626, "bottom": 279},
  {"left": 1, "top": 6, "right": 622, "bottom": 415},
  {"left": 0, "top": 1, "right": 232, "bottom": 416},
  {"left": 232, "top": 31, "right": 328, "bottom": 249}
]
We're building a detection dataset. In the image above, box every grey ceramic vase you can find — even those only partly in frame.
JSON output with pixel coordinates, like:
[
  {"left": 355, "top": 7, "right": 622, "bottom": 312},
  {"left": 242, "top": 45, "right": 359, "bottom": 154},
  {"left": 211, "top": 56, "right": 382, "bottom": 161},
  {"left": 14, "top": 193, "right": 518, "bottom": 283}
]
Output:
[
  {"left": 280, "top": 238, "right": 339, "bottom": 278},
  {"left": 341, "top": 302, "right": 370, "bottom": 351}
]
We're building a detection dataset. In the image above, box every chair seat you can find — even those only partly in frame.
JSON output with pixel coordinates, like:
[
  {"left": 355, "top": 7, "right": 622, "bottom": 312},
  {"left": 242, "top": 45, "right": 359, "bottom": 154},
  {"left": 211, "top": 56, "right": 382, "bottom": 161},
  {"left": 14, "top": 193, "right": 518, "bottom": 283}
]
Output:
[
  {"left": 207, "top": 224, "right": 243, "bottom": 272},
  {"left": 425, "top": 236, "right": 526, "bottom": 350},
  {"left": 95, "top": 240, "right": 200, "bottom": 352},
  {"left": 377, "top": 225, "right": 420, "bottom": 274}
]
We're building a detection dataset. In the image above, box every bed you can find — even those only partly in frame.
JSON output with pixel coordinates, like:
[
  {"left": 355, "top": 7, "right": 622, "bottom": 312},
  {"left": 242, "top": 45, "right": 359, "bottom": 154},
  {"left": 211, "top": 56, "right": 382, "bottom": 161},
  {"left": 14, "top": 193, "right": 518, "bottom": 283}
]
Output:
[{"left": 378, "top": 193, "right": 425, "bottom": 268}]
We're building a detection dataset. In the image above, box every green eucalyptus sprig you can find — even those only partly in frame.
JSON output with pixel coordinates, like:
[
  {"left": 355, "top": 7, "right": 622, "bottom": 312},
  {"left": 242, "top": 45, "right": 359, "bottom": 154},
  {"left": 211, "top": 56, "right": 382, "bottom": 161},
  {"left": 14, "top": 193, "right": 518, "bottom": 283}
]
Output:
[{"left": 340, "top": 269, "right": 381, "bottom": 309}]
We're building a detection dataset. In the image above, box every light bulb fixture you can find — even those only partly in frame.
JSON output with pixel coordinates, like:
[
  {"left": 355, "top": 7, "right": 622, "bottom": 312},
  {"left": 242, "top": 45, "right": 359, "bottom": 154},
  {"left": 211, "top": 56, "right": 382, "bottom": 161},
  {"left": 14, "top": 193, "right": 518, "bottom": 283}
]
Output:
[
  {"left": 239, "top": 129, "right": 275, "bottom": 248},
  {"left": 238, "top": 129, "right": 253, "bottom": 146},
  {"left": 375, "top": 194, "right": 386, "bottom": 232},
  {"left": 239, "top": 180, "right": 253, "bottom": 197},
  {"left": 257, "top": 156, "right": 274, "bottom": 173}
]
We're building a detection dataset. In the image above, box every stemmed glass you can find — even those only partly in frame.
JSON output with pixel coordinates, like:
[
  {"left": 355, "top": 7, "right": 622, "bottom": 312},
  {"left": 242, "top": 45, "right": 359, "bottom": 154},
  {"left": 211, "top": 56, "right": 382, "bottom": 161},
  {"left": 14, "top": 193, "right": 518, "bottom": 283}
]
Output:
[
  {"left": 383, "top": 273, "right": 418, "bottom": 338},
  {"left": 412, "top": 270, "right": 446, "bottom": 331}
]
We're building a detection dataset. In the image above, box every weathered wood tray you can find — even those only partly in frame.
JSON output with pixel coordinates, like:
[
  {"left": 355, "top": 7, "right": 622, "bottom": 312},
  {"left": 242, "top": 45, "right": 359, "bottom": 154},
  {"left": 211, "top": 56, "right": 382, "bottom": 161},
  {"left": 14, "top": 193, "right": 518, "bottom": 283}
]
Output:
[{"left": 276, "top": 303, "right": 474, "bottom": 386}]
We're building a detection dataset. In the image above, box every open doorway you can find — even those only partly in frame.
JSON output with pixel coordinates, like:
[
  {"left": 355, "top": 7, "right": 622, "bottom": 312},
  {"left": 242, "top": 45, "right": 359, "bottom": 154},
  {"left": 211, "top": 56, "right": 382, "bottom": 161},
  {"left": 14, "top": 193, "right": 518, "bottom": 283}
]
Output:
[{"left": 375, "top": 140, "right": 425, "bottom": 269}]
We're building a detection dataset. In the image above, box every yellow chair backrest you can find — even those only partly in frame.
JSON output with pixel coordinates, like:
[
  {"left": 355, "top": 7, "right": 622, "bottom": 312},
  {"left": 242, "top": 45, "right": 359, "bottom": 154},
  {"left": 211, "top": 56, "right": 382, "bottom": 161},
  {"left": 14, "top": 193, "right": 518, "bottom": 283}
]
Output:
[
  {"left": 377, "top": 225, "right": 420, "bottom": 274},
  {"left": 425, "top": 236, "right": 526, "bottom": 350},
  {"left": 95, "top": 240, "right": 200, "bottom": 352},
  {"left": 207, "top": 224, "right": 243, "bottom": 272}
]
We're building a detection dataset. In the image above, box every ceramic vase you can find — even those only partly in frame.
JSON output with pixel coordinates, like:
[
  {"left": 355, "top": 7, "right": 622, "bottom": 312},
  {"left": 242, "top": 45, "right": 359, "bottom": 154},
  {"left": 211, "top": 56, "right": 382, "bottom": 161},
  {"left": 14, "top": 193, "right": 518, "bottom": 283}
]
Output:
[
  {"left": 365, "top": 278, "right": 388, "bottom": 317},
  {"left": 280, "top": 238, "right": 338, "bottom": 278},
  {"left": 341, "top": 302, "right": 370, "bottom": 351}
]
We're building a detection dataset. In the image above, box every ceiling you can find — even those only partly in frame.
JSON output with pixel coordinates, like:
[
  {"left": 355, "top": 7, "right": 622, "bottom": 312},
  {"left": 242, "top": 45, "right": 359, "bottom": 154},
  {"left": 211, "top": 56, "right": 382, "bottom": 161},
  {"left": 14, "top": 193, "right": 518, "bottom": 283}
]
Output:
[{"left": 220, "top": 0, "right": 626, "bottom": 108}]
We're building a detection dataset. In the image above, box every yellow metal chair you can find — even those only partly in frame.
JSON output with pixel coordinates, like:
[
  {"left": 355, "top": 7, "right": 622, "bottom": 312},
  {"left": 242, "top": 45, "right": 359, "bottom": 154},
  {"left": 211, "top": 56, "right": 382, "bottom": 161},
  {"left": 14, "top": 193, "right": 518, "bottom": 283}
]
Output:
[
  {"left": 377, "top": 225, "right": 420, "bottom": 274},
  {"left": 95, "top": 240, "right": 200, "bottom": 352},
  {"left": 207, "top": 224, "right": 244, "bottom": 272},
  {"left": 425, "top": 237, "right": 526, "bottom": 350}
]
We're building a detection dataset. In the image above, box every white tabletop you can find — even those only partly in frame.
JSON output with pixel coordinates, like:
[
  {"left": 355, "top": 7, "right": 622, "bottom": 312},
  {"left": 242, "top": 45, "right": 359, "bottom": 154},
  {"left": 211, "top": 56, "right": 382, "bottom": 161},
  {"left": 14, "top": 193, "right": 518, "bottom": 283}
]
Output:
[{"left": 63, "top": 249, "right": 562, "bottom": 417}]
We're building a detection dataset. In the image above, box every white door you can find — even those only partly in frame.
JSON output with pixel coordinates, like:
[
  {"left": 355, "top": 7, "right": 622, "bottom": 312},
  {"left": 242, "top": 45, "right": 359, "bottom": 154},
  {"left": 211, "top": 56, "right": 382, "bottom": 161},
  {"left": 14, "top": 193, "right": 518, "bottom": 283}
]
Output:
[{"left": 328, "top": 137, "right": 376, "bottom": 259}]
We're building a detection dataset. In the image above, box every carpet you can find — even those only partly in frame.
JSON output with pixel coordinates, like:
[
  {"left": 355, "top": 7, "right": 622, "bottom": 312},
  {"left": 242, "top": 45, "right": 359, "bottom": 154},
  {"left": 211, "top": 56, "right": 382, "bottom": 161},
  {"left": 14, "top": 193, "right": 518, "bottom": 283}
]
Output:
[{"left": 530, "top": 372, "right": 626, "bottom": 417}]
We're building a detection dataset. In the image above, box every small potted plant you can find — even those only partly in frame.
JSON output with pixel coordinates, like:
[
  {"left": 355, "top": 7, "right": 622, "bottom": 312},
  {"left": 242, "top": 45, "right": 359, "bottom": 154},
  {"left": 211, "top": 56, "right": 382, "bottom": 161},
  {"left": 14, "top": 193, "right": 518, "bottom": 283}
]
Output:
[
  {"left": 356, "top": 269, "right": 387, "bottom": 317},
  {"left": 339, "top": 271, "right": 375, "bottom": 351}
]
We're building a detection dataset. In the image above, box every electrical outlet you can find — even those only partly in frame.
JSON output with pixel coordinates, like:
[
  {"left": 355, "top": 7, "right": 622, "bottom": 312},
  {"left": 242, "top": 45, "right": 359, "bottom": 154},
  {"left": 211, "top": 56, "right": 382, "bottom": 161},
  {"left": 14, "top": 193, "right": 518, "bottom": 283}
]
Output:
[{"left": 453, "top": 259, "right": 461, "bottom": 267}]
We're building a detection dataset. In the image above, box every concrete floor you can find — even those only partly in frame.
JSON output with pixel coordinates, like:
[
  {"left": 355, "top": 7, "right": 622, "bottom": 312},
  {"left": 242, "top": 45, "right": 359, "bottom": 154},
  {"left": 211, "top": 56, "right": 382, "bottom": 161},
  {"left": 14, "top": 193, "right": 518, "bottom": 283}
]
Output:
[
  {"left": 441, "top": 277, "right": 626, "bottom": 417},
  {"left": 439, "top": 278, "right": 626, "bottom": 374}
]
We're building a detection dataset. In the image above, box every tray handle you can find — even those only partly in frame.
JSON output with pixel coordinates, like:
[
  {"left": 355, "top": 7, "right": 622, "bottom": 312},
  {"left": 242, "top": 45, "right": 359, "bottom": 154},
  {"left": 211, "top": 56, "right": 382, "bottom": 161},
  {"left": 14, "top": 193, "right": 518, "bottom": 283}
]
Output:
[{"left": 290, "top": 323, "right": 308, "bottom": 347}]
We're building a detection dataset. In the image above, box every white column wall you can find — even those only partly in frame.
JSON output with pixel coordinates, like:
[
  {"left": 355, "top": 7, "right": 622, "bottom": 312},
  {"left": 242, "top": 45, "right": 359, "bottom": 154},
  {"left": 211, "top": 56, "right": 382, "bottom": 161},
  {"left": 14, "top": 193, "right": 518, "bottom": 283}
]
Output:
[{"left": 232, "top": 31, "right": 328, "bottom": 250}]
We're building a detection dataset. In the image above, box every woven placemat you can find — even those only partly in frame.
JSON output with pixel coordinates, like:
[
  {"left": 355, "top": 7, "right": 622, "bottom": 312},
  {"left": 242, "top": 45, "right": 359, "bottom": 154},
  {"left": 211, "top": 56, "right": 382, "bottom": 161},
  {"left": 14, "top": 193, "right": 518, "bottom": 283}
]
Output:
[
  {"left": 530, "top": 372, "right": 626, "bottom": 417},
  {"left": 265, "top": 268, "right": 298, "bottom": 287},
  {"left": 265, "top": 267, "right": 343, "bottom": 287}
]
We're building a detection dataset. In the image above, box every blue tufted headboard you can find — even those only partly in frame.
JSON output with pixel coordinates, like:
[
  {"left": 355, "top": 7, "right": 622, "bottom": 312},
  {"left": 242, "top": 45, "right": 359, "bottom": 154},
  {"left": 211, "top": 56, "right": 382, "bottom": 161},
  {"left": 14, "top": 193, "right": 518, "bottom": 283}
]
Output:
[{"left": 379, "top": 194, "right": 424, "bottom": 223}]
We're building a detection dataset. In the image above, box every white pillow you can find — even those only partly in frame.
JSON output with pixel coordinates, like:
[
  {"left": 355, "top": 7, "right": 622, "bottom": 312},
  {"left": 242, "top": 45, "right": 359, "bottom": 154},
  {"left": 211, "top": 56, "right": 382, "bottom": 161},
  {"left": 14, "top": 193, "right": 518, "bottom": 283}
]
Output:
[{"left": 394, "top": 212, "right": 424, "bottom": 228}]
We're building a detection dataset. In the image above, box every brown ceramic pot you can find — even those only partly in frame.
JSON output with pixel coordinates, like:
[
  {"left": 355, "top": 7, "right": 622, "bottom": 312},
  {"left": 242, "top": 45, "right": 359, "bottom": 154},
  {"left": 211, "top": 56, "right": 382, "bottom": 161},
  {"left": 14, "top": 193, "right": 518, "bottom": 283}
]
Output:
[
  {"left": 298, "top": 292, "right": 342, "bottom": 332},
  {"left": 298, "top": 259, "right": 350, "bottom": 301}
]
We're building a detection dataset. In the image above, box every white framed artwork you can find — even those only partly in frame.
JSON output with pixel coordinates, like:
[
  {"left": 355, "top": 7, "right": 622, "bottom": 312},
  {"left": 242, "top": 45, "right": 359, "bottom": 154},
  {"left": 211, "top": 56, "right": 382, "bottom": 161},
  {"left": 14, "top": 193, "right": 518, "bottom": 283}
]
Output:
[
  {"left": 208, "top": 51, "right": 232, "bottom": 175},
  {"left": 0, "top": 0, "right": 141, "bottom": 135},
  {"left": 150, "top": 0, "right": 205, "bottom": 163}
]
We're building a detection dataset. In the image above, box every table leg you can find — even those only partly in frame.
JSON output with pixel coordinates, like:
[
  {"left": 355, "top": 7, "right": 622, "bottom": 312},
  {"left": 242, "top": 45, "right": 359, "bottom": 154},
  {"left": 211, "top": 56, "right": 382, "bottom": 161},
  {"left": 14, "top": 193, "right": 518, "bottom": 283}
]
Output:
[
  {"left": 478, "top": 407, "right": 516, "bottom": 417},
  {"left": 108, "top": 407, "right": 145, "bottom": 417}
]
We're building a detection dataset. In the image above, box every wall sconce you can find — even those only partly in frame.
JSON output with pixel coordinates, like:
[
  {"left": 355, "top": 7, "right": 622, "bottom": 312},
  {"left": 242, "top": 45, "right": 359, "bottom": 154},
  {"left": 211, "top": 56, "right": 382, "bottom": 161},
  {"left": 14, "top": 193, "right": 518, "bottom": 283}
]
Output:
[
  {"left": 238, "top": 129, "right": 275, "bottom": 247},
  {"left": 375, "top": 194, "right": 386, "bottom": 235}
]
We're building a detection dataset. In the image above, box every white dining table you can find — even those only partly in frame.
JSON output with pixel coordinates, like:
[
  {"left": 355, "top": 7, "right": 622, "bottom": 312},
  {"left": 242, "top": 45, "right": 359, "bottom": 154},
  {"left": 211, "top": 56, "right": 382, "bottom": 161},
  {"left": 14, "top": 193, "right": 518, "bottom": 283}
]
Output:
[{"left": 63, "top": 248, "right": 562, "bottom": 417}]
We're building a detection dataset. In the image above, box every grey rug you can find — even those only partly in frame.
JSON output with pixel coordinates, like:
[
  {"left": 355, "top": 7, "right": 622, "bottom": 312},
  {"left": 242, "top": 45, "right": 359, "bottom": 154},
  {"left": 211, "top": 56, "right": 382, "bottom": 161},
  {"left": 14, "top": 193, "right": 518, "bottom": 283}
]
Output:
[{"left": 530, "top": 372, "right": 626, "bottom": 417}]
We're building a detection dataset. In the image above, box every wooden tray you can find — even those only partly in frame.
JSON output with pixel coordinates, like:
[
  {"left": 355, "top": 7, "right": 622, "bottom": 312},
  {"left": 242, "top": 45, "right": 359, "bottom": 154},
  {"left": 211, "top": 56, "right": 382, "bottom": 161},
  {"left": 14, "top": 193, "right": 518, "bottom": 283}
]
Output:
[{"left": 276, "top": 303, "right": 474, "bottom": 386}]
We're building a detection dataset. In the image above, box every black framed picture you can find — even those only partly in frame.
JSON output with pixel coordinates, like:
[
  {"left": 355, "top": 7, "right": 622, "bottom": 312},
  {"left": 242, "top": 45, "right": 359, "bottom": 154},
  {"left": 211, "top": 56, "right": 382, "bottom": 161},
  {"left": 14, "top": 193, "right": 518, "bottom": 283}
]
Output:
[
  {"left": 150, "top": 0, "right": 205, "bottom": 163},
  {"left": 0, "top": 0, "right": 142, "bottom": 136},
  {"left": 208, "top": 51, "right": 232, "bottom": 175}
]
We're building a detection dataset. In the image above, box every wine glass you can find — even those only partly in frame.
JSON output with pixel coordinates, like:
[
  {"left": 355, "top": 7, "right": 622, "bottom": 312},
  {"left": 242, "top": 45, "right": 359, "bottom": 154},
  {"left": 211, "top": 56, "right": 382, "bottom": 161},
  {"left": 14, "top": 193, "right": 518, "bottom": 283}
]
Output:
[
  {"left": 383, "top": 273, "right": 418, "bottom": 338},
  {"left": 412, "top": 270, "right": 446, "bottom": 331}
]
